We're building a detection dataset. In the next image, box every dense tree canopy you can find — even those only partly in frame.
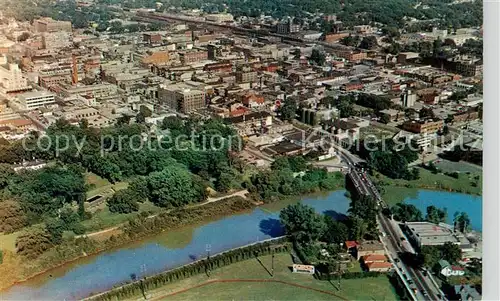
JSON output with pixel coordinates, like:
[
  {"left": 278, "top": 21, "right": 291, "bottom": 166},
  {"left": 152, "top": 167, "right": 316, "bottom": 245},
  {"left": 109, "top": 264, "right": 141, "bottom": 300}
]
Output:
[
  {"left": 426, "top": 206, "right": 447, "bottom": 224},
  {"left": 279, "top": 203, "right": 326, "bottom": 243},
  {"left": 146, "top": 165, "right": 207, "bottom": 208},
  {"left": 392, "top": 203, "right": 423, "bottom": 222},
  {"left": 107, "top": 190, "right": 140, "bottom": 214},
  {"left": 0, "top": 200, "right": 27, "bottom": 233},
  {"left": 15, "top": 228, "right": 53, "bottom": 259}
]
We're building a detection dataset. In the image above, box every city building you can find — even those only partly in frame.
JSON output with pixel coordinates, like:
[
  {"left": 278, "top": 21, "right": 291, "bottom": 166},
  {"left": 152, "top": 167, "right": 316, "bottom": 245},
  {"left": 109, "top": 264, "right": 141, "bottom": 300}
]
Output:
[
  {"left": 0, "top": 56, "right": 31, "bottom": 96},
  {"left": 58, "top": 83, "right": 118, "bottom": 98},
  {"left": 275, "top": 19, "right": 300, "bottom": 34},
  {"left": 452, "top": 110, "right": 480, "bottom": 123},
  {"left": 158, "top": 83, "right": 206, "bottom": 113},
  {"left": 404, "top": 222, "right": 473, "bottom": 251},
  {"left": 16, "top": 91, "right": 56, "bottom": 110},
  {"left": 402, "top": 118, "right": 444, "bottom": 134},
  {"left": 143, "top": 33, "right": 162, "bottom": 45},
  {"left": 34, "top": 17, "right": 72, "bottom": 33},
  {"left": 205, "top": 13, "right": 234, "bottom": 23},
  {"left": 353, "top": 25, "right": 373, "bottom": 34},
  {"left": 235, "top": 70, "right": 258, "bottom": 83},
  {"left": 379, "top": 109, "right": 404, "bottom": 122},
  {"left": 401, "top": 90, "right": 416, "bottom": 108},
  {"left": 451, "top": 56, "right": 483, "bottom": 77},
  {"left": 179, "top": 50, "right": 208, "bottom": 65},
  {"left": 42, "top": 31, "right": 73, "bottom": 50}
]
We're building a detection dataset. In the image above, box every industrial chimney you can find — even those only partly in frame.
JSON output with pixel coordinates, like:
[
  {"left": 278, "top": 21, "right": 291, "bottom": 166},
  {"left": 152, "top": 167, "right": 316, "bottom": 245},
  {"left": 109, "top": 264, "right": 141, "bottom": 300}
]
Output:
[{"left": 72, "top": 54, "right": 78, "bottom": 85}]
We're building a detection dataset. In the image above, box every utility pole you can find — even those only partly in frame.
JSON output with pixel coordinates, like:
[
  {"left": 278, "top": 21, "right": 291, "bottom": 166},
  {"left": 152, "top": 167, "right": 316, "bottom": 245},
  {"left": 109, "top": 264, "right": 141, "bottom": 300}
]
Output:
[
  {"left": 206, "top": 244, "right": 212, "bottom": 277},
  {"left": 271, "top": 249, "right": 275, "bottom": 277},
  {"left": 140, "top": 264, "right": 147, "bottom": 299}
]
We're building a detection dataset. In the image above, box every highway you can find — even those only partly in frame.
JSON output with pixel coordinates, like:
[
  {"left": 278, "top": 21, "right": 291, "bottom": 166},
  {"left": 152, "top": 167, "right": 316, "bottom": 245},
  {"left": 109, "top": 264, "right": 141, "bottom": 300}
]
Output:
[{"left": 332, "top": 145, "right": 442, "bottom": 301}]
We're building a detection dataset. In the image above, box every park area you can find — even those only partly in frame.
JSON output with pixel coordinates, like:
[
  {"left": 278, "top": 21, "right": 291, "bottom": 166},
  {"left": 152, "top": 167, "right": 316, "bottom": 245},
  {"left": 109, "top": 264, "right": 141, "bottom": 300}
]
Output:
[{"left": 128, "top": 253, "right": 399, "bottom": 301}]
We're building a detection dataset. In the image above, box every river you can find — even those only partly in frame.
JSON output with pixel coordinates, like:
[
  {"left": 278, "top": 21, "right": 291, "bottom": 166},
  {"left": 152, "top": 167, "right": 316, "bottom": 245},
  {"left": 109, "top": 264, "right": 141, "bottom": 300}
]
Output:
[
  {"left": 1, "top": 190, "right": 481, "bottom": 300},
  {"left": 403, "top": 190, "right": 482, "bottom": 231}
]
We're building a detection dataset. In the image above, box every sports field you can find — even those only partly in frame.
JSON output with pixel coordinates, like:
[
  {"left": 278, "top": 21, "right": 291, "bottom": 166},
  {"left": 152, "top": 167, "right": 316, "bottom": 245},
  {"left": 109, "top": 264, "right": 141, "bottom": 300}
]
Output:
[{"left": 131, "top": 253, "right": 399, "bottom": 301}]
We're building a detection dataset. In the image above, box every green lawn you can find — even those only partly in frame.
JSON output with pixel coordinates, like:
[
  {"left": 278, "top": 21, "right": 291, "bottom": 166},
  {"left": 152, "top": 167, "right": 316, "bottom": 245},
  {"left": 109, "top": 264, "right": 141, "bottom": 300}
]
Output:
[
  {"left": 81, "top": 201, "right": 161, "bottom": 232},
  {"left": 136, "top": 253, "right": 399, "bottom": 301},
  {"left": 85, "top": 172, "right": 129, "bottom": 199},
  {"left": 374, "top": 168, "right": 482, "bottom": 204}
]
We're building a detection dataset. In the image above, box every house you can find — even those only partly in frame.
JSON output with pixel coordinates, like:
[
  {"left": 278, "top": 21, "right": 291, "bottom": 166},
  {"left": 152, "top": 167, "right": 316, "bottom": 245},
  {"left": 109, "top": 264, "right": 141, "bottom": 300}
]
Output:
[
  {"left": 453, "top": 285, "right": 481, "bottom": 301},
  {"left": 365, "top": 262, "right": 393, "bottom": 272},
  {"left": 439, "top": 259, "right": 465, "bottom": 277},
  {"left": 362, "top": 254, "right": 387, "bottom": 263},
  {"left": 356, "top": 240, "right": 385, "bottom": 260}
]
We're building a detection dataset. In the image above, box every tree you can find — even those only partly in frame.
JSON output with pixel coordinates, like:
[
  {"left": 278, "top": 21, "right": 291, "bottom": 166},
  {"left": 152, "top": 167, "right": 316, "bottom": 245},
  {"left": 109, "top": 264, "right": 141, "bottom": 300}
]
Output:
[
  {"left": 454, "top": 212, "right": 471, "bottom": 233},
  {"left": 347, "top": 216, "right": 367, "bottom": 241},
  {"left": 147, "top": 165, "right": 206, "bottom": 208},
  {"left": 309, "top": 49, "right": 326, "bottom": 66},
  {"left": 107, "top": 190, "right": 139, "bottom": 214},
  {"left": 337, "top": 100, "right": 355, "bottom": 118},
  {"left": 419, "top": 107, "right": 435, "bottom": 119},
  {"left": 359, "top": 36, "right": 378, "bottom": 50},
  {"left": 139, "top": 105, "right": 153, "bottom": 117},
  {"left": 322, "top": 217, "right": 348, "bottom": 244},
  {"left": 426, "top": 206, "right": 447, "bottom": 224},
  {"left": 17, "top": 32, "right": 30, "bottom": 42},
  {"left": 0, "top": 200, "right": 27, "bottom": 233},
  {"left": 379, "top": 114, "right": 390, "bottom": 124},
  {"left": 15, "top": 228, "right": 53, "bottom": 259},
  {"left": 340, "top": 35, "right": 360, "bottom": 47},
  {"left": 278, "top": 98, "right": 297, "bottom": 121},
  {"left": 135, "top": 112, "right": 146, "bottom": 124},
  {"left": 441, "top": 242, "right": 462, "bottom": 264},
  {"left": 45, "top": 218, "right": 65, "bottom": 244},
  {"left": 392, "top": 203, "right": 423, "bottom": 222},
  {"left": 0, "top": 163, "right": 16, "bottom": 190},
  {"left": 279, "top": 203, "right": 326, "bottom": 243},
  {"left": 215, "top": 169, "right": 234, "bottom": 193},
  {"left": 419, "top": 245, "right": 441, "bottom": 269}
]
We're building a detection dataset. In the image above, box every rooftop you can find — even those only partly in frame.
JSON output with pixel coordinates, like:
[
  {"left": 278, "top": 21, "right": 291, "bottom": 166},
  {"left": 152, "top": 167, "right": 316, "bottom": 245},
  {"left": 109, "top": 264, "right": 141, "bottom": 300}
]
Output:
[{"left": 405, "top": 222, "right": 472, "bottom": 248}]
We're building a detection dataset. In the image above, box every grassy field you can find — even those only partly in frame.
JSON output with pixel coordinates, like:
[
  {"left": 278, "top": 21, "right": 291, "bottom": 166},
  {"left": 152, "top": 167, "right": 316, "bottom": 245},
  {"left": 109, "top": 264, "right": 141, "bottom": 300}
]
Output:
[
  {"left": 84, "top": 172, "right": 129, "bottom": 199},
  {"left": 0, "top": 231, "right": 23, "bottom": 252},
  {"left": 130, "top": 253, "right": 399, "bottom": 301},
  {"left": 81, "top": 201, "right": 161, "bottom": 232},
  {"left": 374, "top": 168, "right": 482, "bottom": 205}
]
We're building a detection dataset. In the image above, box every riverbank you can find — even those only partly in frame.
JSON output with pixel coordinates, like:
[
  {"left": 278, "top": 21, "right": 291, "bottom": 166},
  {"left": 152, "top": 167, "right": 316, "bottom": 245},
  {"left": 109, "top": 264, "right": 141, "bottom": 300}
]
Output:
[
  {"left": 0, "top": 187, "right": 345, "bottom": 294},
  {"left": 0, "top": 196, "right": 258, "bottom": 293},
  {"left": 374, "top": 168, "right": 482, "bottom": 205}
]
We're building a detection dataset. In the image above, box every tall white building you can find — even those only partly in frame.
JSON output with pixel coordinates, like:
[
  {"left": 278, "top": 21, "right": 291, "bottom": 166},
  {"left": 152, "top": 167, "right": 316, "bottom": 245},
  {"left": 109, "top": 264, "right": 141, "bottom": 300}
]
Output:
[
  {"left": 16, "top": 91, "right": 56, "bottom": 110},
  {"left": 0, "top": 56, "right": 31, "bottom": 96}
]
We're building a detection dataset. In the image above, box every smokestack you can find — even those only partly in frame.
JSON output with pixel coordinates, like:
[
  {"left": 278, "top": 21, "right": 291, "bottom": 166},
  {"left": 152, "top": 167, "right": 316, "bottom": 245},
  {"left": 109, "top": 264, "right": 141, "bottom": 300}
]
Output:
[{"left": 72, "top": 54, "right": 78, "bottom": 85}]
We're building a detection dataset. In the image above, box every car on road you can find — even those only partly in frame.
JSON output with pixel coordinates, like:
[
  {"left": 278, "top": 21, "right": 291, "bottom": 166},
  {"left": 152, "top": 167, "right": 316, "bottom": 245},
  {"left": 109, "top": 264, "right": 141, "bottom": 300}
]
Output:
[{"left": 422, "top": 291, "right": 429, "bottom": 298}]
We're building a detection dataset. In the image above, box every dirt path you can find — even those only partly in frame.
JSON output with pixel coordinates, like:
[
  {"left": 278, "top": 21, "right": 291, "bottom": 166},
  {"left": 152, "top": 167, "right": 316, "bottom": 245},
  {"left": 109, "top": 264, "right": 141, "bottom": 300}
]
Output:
[{"left": 76, "top": 190, "right": 249, "bottom": 239}]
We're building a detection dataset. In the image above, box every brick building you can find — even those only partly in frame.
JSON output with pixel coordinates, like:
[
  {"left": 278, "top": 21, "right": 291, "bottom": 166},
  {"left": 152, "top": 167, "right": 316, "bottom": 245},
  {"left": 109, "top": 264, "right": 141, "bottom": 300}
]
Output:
[
  {"left": 402, "top": 118, "right": 444, "bottom": 134},
  {"left": 179, "top": 50, "right": 208, "bottom": 65}
]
